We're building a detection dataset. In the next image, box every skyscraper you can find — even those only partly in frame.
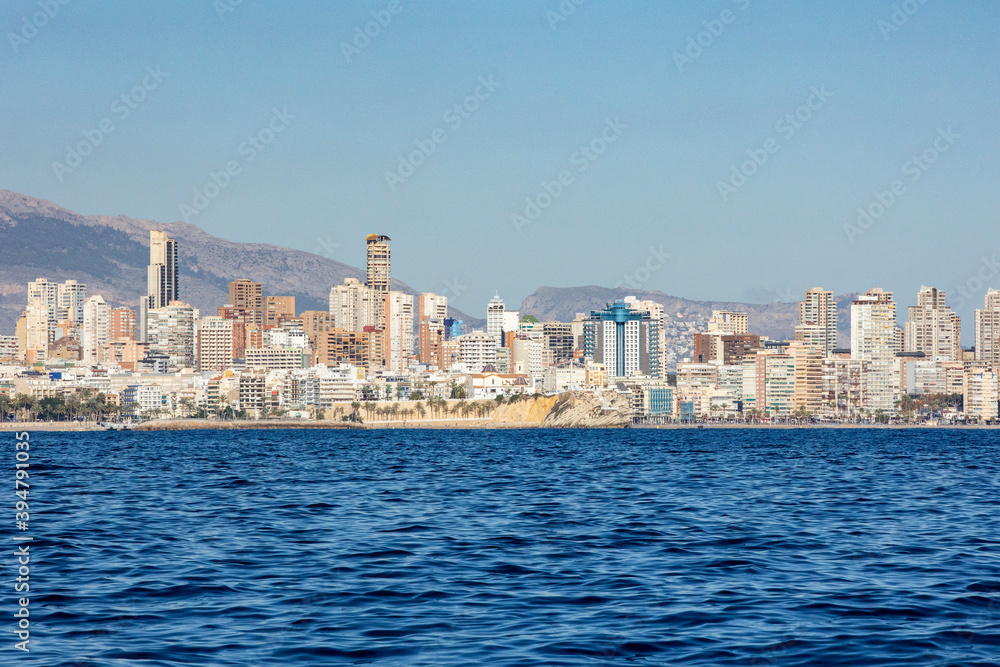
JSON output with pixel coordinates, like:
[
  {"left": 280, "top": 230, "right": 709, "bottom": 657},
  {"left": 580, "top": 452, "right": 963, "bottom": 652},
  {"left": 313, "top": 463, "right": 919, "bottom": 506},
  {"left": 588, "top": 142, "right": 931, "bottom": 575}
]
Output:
[
  {"left": 418, "top": 292, "right": 448, "bottom": 369},
  {"left": 383, "top": 291, "right": 413, "bottom": 373},
  {"left": 583, "top": 300, "right": 661, "bottom": 381},
  {"left": 141, "top": 230, "right": 179, "bottom": 342},
  {"left": 850, "top": 288, "right": 899, "bottom": 411},
  {"left": 904, "top": 286, "right": 960, "bottom": 361},
  {"left": 366, "top": 234, "right": 391, "bottom": 328},
  {"left": 82, "top": 295, "right": 110, "bottom": 364},
  {"left": 798, "top": 287, "right": 837, "bottom": 356},
  {"left": 487, "top": 293, "right": 506, "bottom": 347},
  {"left": 228, "top": 279, "right": 263, "bottom": 325},
  {"left": 974, "top": 288, "right": 1000, "bottom": 364},
  {"left": 329, "top": 278, "right": 377, "bottom": 331}
]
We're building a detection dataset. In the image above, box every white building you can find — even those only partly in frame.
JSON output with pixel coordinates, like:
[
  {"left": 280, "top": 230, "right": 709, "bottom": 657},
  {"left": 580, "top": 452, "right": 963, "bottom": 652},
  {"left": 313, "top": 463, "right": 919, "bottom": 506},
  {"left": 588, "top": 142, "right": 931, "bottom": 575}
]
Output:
[
  {"left": 798, "top": 287, "right": 837, "bottom": 355},
  {"left": 384, "top": 291, "right": 414, "bottom": 373},
  {"left": 487, "top": 293, "right": 506, "bottom": 347},
  {"left": 964, "top": 370, "right": 998, "bottom": 421},
  {"left": 904, "top": 286, "right": 960, "bottom": 361},
  {"left": 975, "top": 289, "right": 1000, "bottom": 364},
  {"left": 329, "top": 278, "right": 376, "bottom": 331},
  {"left": 459, "top": 331, "right": 496, "bottom": 373},
  {"left": 146, "top": 301, "right": 199, "bottom": 371},
  {"left": 851, "top": 289, "right": 900, "bottom": 412},
  {"left": 82, "top": 295, "right": 110, "bottom": 364}
]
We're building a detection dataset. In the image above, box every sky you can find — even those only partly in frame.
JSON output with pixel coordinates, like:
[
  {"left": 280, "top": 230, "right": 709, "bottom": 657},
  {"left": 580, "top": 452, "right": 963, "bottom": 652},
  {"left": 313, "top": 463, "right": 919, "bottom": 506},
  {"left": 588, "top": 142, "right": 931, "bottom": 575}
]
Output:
[{"left": 3, "top": 0, "right": 999, "bottom": 336}]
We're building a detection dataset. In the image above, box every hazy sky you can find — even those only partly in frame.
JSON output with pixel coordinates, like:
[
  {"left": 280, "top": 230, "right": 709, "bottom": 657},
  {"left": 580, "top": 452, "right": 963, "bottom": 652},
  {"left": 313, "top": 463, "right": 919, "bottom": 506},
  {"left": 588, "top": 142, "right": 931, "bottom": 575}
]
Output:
[{"left": 3, "top": 1, "right": 999, "bottom": 332}]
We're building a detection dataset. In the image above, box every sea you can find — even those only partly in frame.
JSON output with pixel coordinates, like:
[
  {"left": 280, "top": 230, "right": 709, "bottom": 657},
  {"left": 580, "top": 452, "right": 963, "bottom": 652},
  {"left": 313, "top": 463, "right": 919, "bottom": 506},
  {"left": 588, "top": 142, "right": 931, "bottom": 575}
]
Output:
[{"left": 15, "top": 428, "right": 1000, "bottom": 666}]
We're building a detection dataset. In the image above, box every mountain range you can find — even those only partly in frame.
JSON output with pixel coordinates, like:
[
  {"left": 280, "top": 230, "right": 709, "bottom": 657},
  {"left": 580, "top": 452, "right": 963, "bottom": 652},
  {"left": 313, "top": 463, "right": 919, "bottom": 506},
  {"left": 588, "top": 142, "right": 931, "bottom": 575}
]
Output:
[{"left": 0, "top": 190, "right": 855, "bottom": 351}]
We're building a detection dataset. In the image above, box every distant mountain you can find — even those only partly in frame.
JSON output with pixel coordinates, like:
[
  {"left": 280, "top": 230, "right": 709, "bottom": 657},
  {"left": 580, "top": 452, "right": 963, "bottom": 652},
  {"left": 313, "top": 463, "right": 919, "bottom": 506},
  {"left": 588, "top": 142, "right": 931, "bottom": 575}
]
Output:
[
  {"left": 0, "top": 190, "right": 483, "bottom": 332},
  {"left": 519, "top": 286, "right": 858, "bottom": 347}
]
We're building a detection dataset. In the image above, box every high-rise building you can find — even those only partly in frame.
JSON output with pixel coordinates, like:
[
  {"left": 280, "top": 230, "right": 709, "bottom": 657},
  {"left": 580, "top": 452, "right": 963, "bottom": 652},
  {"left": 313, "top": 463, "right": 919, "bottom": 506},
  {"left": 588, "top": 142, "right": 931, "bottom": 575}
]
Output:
[
  {"left": 798, "top": 287, "right": 837, "bottom": 356},
  {"left": 418, "top": 293, "right": 448, "bottom": 370},
  {"left": 707, "top": 310, "right": 749, "bottom": 335},
  {"left": 904, "top": 286, "right": 961, "bottom": 361},
  {"left": 300, "top": 310, "right": 332, "bottom": 348},
  {"left": 109, "top": 307, "right": 137, "bottom": 341},
  {"left": 26, "top": 278, "right": 87, "bottom": 350},
  {"left": 142, "top": 230, "right": 179, "bottom": 341},
  {"left": 458, "top": 331, "right": 497, "bottom": 372},
  {"left": 197, "top": 316, "right": 236, "bottom": 372},
  {"left": 329, "top": 278, "right": 377, "bottom": 331},
  {"left": 974, "top": 288, "right": 1000, "bottom": 364},
  {"left": 366, "top": 235, "right": 391, "bottom": 328},
  {"left": 542, "top": 322, "right": 575, "bottom": 363},
  {"left": 57, "top": 279, "right": 88, "bottom": 324},
  {"left": 146, "top": 301, "right": 198, "bottom": 371},
  {"left": 265, "top": 296, "right": 296, "bottom": 327},
  {"left": 228, "top": 279, "right": 263, "bottom": 325},
  {"left": 487, "top": 293, "right": 506, "bottom": 347},
  {"left": 81, "top": 295, "right": 110, "bottom": 364},
  {"left": 850, "top": 288, "right": 899, "bottom": 412},
  {"left": 316, "top": 329, "right": 379, "bottom": 370},
  {"left": 582, "top": 300, "right": 661, "bottom": 381},
  {"left": 964, "top": 370, "right": 999, "bottom": 421},
  {"left": 383, "top": 291, "right": 413, "bottom": 373}
]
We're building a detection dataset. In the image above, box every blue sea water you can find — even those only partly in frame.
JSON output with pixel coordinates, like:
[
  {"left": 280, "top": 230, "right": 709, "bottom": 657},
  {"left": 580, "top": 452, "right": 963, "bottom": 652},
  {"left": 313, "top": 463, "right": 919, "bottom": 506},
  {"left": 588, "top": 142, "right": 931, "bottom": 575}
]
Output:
[{"left": 13, "top": 428, "right": 1000, "bottom": 666}]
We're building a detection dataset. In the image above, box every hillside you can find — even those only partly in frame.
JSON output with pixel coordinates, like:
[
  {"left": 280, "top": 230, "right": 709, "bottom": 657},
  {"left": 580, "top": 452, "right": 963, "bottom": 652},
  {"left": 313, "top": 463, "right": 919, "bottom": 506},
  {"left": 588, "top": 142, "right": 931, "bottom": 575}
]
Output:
[{"left": 0, "top": 190, "right": 482, "bottom": 331}]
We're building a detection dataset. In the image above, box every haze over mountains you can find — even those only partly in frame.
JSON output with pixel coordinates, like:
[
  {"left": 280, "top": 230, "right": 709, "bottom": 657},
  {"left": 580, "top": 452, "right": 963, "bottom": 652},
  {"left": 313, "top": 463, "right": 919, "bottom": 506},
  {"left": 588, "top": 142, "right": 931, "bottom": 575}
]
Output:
[{"left": 0, "top": 190, "right": 855, "bottom": 349}]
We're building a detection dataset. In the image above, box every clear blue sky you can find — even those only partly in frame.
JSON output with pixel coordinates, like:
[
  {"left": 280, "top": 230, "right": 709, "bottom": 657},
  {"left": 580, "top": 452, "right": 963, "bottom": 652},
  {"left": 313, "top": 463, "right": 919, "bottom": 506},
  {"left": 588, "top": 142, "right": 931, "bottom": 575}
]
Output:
[{"left": 3, "top": 1, "right": 998, "bottom": 333}]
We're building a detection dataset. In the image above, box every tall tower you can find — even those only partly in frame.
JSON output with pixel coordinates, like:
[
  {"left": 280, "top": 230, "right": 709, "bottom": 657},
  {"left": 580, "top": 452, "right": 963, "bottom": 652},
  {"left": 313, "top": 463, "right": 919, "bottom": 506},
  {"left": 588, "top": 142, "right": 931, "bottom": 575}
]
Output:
[
  {"left": 142, "top": 230, "right": 178, "bottom": 342},
  {"left": 228, "top": 279, "right": 263, "bottom": 325},
  {"left": 487, "top": 293, "right": 506, "bottom": 347},
  {"left": 975, "top": 288, "right": 1000, "bottom": 363},
  {"left": 798, "top": 287, "right": 837, "bottom": 356},
  {"left": 850, "top": 288, "right": 898, "bottom": 412},
  {"left": 366, "top": 235, "right": 391, "bottom": 328},
  {"left": 904, "top": 286, "right": 960, "bottom": 361}
]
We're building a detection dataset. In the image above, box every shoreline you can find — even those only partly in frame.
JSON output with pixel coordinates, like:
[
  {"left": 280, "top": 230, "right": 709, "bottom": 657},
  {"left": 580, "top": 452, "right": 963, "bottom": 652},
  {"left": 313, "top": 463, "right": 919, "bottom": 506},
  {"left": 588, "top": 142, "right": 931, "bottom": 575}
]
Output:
[{"left": 1, "top": 420, "right": 996, "bottom": 432}]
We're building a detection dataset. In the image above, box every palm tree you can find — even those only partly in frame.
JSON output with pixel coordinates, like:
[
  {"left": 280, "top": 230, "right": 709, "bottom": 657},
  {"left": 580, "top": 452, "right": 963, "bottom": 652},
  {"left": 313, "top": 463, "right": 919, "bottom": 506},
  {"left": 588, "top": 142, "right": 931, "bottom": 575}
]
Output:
[{"left": 414, "top": 401, "right": 426, "bottom": 420}]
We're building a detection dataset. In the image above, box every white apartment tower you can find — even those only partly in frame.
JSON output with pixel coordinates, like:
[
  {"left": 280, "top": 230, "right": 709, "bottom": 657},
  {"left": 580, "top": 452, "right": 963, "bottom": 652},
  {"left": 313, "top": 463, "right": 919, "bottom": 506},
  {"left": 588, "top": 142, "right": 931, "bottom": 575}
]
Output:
[
  {"left": 82, "top": 295, "right": 110, "bottom": 364},
  {"left": 974, "top": 288, "right": 1000, "bottom": 364},
  {"left": 850, "top": 288, "right": 899, "bottom": 412},
  {"left": 383, "top": 291, "right": 414, "bottom": 374},
  {"left": 904, "top": 286, "right": 961, "bottom": 361},
  {"left": 798, "top": 287, "right": 837, "bottom": 356},
  {"left": 487, "top": 293, "right": 506, "bottom": 347},
  {"left": 328, "top": 278, "right": 376, "bottom": 331}
]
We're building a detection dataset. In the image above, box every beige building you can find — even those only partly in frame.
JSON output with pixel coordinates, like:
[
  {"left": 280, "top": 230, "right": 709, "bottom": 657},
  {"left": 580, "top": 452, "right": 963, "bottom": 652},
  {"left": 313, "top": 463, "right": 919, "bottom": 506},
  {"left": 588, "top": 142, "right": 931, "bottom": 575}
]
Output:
[
  {"left": 708, "top": 310, "right": 749, "bottom": 335},
  {"left": 366, "top": 234, "right": 391, "bottom": 328},
  {"left": 904, "top": 286, "right": 961, "bottom": 361},
  {"left": 851, "top": 288, "right": 900, "bottom": 412},
  {"left": 384, "top": 291, "right": 414, "bottom": 373},
  {"left": 964, "top": 370, "right": 998, "bottom": 421},
  {"left": 329, "top": 278, "right": 376, "bottom": 331},
  {"left": 974, "top": 288, "right": 1000, "bottom": 365},
  {"left": 228, "top": 279, "right": 263, "bottom": 324},
  {"left": 265, "top": 296, "right": 296, "bottom": 327},
  {"left": 798, "top": 287, "right": 837, "bottom": 355},
  {"left": 197, "top": 316, "right": 236, "bottom": 372}
]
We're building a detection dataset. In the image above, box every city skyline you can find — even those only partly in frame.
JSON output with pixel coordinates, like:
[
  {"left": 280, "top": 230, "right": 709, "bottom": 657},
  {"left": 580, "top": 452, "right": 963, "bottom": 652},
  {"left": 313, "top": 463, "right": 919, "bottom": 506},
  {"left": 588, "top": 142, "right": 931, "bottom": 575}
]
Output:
[{"left": 4, "top": 1, "right": 999, "bottom": 320}]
